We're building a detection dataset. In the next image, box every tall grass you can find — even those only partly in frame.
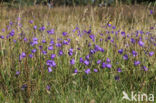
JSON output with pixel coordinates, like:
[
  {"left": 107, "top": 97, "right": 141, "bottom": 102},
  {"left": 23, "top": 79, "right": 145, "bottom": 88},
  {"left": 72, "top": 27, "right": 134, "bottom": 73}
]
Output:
[{"left": 0, "top": 5, "right": 156, "bottom": 103}]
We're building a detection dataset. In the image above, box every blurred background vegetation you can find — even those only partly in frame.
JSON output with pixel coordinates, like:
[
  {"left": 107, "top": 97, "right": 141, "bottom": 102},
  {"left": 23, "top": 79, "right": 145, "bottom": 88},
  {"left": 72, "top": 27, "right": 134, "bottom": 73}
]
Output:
[{"left": 0, "top": 0, "right": 156, "bottom": 7}]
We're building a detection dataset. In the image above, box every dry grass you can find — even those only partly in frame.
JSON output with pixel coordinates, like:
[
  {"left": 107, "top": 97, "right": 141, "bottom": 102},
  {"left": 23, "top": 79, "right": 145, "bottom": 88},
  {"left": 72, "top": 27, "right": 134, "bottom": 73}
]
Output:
[{"left": 0, "top": 4, "right": 155, "bottom": 103}]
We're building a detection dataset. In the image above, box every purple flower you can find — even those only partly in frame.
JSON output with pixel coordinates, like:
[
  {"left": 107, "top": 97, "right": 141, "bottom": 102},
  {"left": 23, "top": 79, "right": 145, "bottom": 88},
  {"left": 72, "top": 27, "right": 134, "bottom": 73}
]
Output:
[
  {"left": 29, "top": 54, "right": 33, "bottom": 58},
  {"left": 24, "top": 38, "right": 28, "bottom": 42},
  {"left": 123, "top": 54, "right": 128, "bottom": 60},
  {"left": 106, "top": 64, "right": 112, "bottom": 69},
  {"left": 94, "top": 45, "right": 102, "bottom": 51},
  {"left": 85, "top": 29, "right": 91, "bottom": 34},
  {"left": 74, "top": 69, "right": 78, "bottom": 74},
  {"left": 39, "top": 46, "right": 43, "bottom": 50},
  {"left": 18, "top": 23, "right": 22, "bottom": 28},
  {"left": 138, "top": 40, "right": 144, "bottom": 47},
  {"left": 6, "top": 34, "right": 10, "bottom": 39},
  {"left": 100, "top": 33, "right": 103, "bottom": 36},
  {"left": 48, "top": 67, "right": 52, "bottom": 72},
  {"left": 107, "top": 36, "right": 111, "bottom": 40},
  {"left": 50, "top": 39, "right": 55, "bottom": 45},
  {"left": 115, "top": 76, "right": 120, "bottom": 80},
  {"left": 150, "top": 10, "right": 153, "bottom": 14},
  {"left": 33, "top": 37, "right": 38, "bottom": 41},
  {"left": 31, "top": 41, "right": 38, "bottom": 46},
  {"left": 97, "top": 60, "right": 101, "bottom": 64},
  {"left": 70, "top": 59, "right": 75, "bottom": 65},
  {"left": 136, "top": 31, "right": 139, "bottom": 37},
  {"left": 67, "top": 38, "right": 71, "bottom": 42},
  {"left": 118, "top": 49, "right": 123, "bottom": 54},
  {"left": 79, "top": 57, "right": 84, "bottom": 63},
  {"left": 100, "top": 38, "right": 103, "bottom": 42},
  {"left": 46, "top": 60, "right": 51, "bottom": 65},
  {"left": 89, "top": 34, "right": 95, "bottom": 42},
  {"left": 84, "top": 60, "right": 89, "bottom": 66},
  {"left": 57, "top": 38, "right": 62, "bottom": 41},
  {"left": 69, "top": 48, "right": 73, "bottom": 52},
  {"left": 29, "top": 20, "right": 33, "bottom": 24},
  {"left": 111, "top": 39, "right": 114, "bottom": 43},
  {"left": 106, "top": 58, "right": 111, "bottom": 63},
  {"left": 42, "top": 50, "right": 47, "bottom": 55},
  {"left": 32, "top": 49, "right": 37, "bottom": 53},
  {"left": 100, "top": 48, "right": 104, "bottom": 52},
  {"left": 121, "top": 31, "right": 126, "bottom": 36},
  {"left": 132, "top": 50, "right": 137, "bottom": 57},
  {"left": 12, "top": 39, "right": 16, "bottom": 43},
  {"left": 59, "top": 50, "right": 63, "bottom": 56},
  {"left": 94, "top": 69, "right": 98, "bottom": 72},
  {"left": 134, "top": 61, "right": 140, "bottom": 66},
  {"left": 39, "top": 26, "right": 45, "bottom": 31},
  {"left": 51, "top": 54, "right": 56, "bottom": 59},
  {"left": 48, "top": 45, "right": 53, "bottom": 50},
  {"left": 62, "top": 32, "right": 67, "bottom": 36},
  {"left": 16, "top": 71, "right": 20, "bottom": 75},
  {"left": 2, "top": 28, "right": 5, "bottom": 32},
  {"left": 117, "top": 68, "right": 122, "bottom": 72},
  {"left": 46, "top": 85, "right": 51, "bottom": 90},
  {"left": 34, "top": 25, "right": 37, "bottom": 30},
  {"left": 63, "top": 40, "right": 69, "bottom": 45},
  {"left": 47, "top": 29, "right": 55, "bottom": 34},
  {"left": 112, "top": 26, "right": 116, "bottom": 29},
  {"left": 9, "top": 30, "right": 15, "bottom": 36},
  {"left": 68, "top": 48, "right": 73, "bottom": 56},
  {"left": 90, "top": 49, "right": 96, "bottom": 54},
  {"left": 108, "top": 23, "right": 111, "bottom": 27},
  {"left": 85, "top": 55, "right": 90, "bottom": 60},
  {"left": 7, "top": 25, "right": 10, "bottom": 30},
  {"left": 21, "top": 52, "right": 26, "bottom": 58},
  {"left": 46, "top": 60, "right": 56, "bottom": 67},
  {"left": 149, "top": 51, "right": 154, "bottom": 56},
  {"left": 42, "top": 40, "right": 46, "bottom": 43},
  {"left": 68, "top": 52, "right": 73, "bottom": 56},
  {"left": 21, "top": 84, "right": 27, "bottom": 90},
  {"left": 31, "top": 37, "right": 38, "bottom": 44},
  {"left": 102, "top": 62, "right": 106, "bottom": 68},
  {"left": 85, "top": 68, "right": 91, "bottom": 74},
  {"left": 10, "top": 21, "right": 13, "bottom": 25},
  {"left": 140, "top": 30, "right": 144, "bottom": 35},
  {"left": 0, "top": 35, "right": 4, "bottom": 39},
  {"left": 52, "top": 61, "right": 56, "bottom": 67},
  {"left": 143, "top": 66, "right": 148, "bottom": 71},
  {"left": 131, "top": 38, "right": 135, "bottom": 43},
  {"left": 56, "top": 43, "right": 62, "bottom": 47}
]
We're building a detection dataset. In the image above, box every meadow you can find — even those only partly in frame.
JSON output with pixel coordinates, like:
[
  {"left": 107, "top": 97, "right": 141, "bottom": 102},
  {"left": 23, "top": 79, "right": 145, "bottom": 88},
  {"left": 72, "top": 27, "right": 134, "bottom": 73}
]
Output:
[{"left": 0, "top": 4, "right": 156, "bottom": 103}]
